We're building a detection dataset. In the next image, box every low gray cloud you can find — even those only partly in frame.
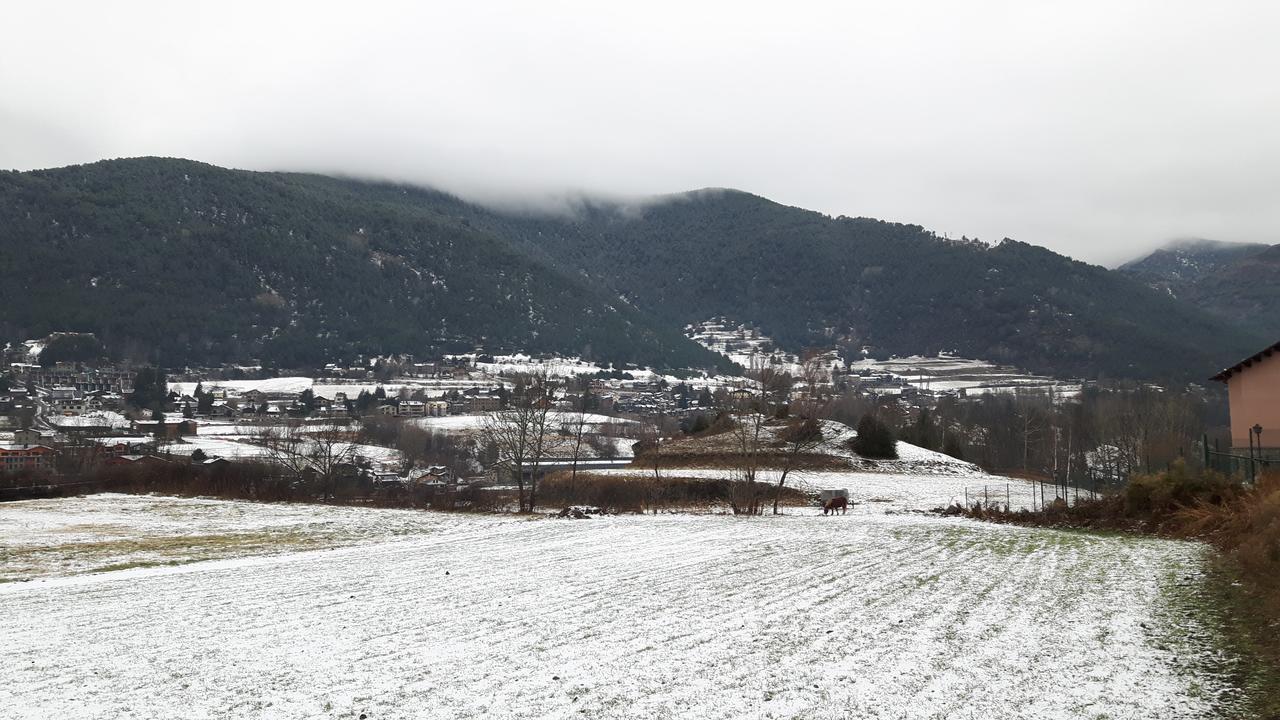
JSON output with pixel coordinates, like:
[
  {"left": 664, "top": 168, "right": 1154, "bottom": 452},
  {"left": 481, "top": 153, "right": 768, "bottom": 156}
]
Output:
[{"left": 3, "top": 1, "right": 1278, "bottom": 265}]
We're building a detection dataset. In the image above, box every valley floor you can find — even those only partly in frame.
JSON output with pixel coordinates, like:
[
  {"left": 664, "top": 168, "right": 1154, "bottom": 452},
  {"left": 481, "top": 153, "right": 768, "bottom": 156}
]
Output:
[{"left": 0, "top": 487, "right": 1245, "bottom": 719}]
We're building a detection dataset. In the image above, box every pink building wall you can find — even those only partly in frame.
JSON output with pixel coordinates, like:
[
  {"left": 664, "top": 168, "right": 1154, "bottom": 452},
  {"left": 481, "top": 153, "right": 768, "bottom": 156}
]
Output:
[{"left": 1226, "top": 350, "right": 1280, "bottom": 450}]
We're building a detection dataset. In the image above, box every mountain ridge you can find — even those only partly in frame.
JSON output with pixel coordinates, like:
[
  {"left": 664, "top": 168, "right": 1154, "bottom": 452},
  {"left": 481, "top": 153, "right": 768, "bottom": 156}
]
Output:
[
  {"left": 0, "top": 157, "right": 1267, "bottom": 381},
  {"left": 0, "top": 157, "right": 727, "bottom": 371},
  {"left": 1119, "top": 238, "right": 1280, "bottom": 341}
]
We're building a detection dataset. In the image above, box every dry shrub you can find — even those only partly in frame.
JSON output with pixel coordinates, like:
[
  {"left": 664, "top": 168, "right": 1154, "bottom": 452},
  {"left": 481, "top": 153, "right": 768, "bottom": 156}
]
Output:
[
  {"left": 957, "top": 460, "right": 1245, "bottom": 533},
  {"left": 538, "top": 472, "right": 807, "bottom": 514},
  {"left": 1173, "top": 471, "right": 1280, "bottom": 585},
  {"left": 1125, "top": 462, "right": 1239, "bottom": 522}
]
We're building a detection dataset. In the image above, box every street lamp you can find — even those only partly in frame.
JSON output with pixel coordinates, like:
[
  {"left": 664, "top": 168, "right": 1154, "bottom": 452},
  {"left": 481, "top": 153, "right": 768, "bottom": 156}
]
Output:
[{"left": 1248, "top": 424, "right": 1265, "bottom": 484}]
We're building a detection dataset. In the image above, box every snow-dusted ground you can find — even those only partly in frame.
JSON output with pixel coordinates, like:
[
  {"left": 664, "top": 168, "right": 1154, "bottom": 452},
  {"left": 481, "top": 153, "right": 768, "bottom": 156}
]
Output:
[
  {"left": 848, "top": 354, "right": 1082, "bottom": 398},
  {"left": 812, "top": 419, "right": 985, "bottom": 475},
  {"left": 46, "top": 410, "right": 131, "bottom": 430},
  {"left": 157, "top": 436, "right": 401, "bottom": 465},
  {"left": 0, "top": 491, "right": 1233, "bottom": 717},
  {"left": 409, "top": 411, "right": 635, "bottom": 433},
  {"left": 0, "top": 491, "right": 1240, "bottom": 719},
  {"left": 169, "top": 379, "right": 508, "bottom": 401},
  {"left": 591, "top": 468, "right": 1033, "bottom": 512},
  {"left": 151, "top": 419, "right": 401, "bottom": 465},
  {"left": 0, "top": 494, "right": 499, "bottom": 581}
]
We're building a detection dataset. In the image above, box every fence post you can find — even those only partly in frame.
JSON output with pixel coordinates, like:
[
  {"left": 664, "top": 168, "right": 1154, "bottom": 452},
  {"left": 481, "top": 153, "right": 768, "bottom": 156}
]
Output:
[
  {"left": 964, "top": 487, "right": 968, "bottom": 508},
  {"left": 1006, "top": 483, "right": 1010, "bottom": 512}
]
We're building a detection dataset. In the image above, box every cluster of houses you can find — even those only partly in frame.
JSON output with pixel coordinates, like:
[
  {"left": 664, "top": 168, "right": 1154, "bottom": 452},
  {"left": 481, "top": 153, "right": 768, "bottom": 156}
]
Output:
[
  {"left": 0, "top": 432, "right": 57, "bottom": 474},
  {"left": 173, "top": 386, "right": 505, "bottom": 419},
  {"left": 0, "top": 420, "right": 202, "bottom": 475}
]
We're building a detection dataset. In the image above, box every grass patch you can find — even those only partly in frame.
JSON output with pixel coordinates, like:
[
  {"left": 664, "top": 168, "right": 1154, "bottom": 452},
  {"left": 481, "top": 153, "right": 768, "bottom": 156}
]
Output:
[
  {"left": 1, "top": 530, "right": 333, "bottom": 582},
  {"left": 1194, "top": 559, "right": 1280, "bottom": 718}
]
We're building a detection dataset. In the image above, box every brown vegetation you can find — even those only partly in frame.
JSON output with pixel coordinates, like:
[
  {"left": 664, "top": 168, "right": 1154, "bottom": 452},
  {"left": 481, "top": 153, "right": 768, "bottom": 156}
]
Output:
[
  {"left": 538, "top": 472, "right": 808, "bottom": 514},
  {"left": 0, "top": 463, "right": 484, "bottom": 511}
]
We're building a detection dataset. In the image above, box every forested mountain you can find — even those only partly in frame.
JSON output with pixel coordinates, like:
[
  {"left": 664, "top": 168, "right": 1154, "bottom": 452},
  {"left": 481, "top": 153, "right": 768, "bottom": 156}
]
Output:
[
  {"left": 482, "top": 191, "right": 1266, "bottom": 382},
  {"left": 1120, "top": 240, "right": 1280, "bottom": 341},
  {"left": 0, "top": 158, "right": 725, "bottom": 371},
  {"left": 1118, "top": 239, "right": 1268, "bottom": 288},
  {"left": 0, "top": 158, "right": 1267, "bottom": 381}
]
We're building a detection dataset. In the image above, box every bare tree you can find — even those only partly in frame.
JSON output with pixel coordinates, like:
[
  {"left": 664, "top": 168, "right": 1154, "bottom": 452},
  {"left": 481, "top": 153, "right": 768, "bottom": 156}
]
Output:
[
  {"left": 747, "top": 356, "right": 794, "bottom": 413},
  {"left": 799, "top": 350, "right": 829, "bottom": 399},
  {"left": 771, "top": 416, "right": 824, "bottom": 514},
  {"left": 257, "top": 424, "right": 313, "bottom": 480},
  {"left": 257, "top": 423, "right": 357, "bottom": 501},
  {"left": 727, "top": 391, "right": 769, "bottom": 515},
  {"left": 633, "top": 419, "right": 668, "bottom": 513},
  {"left": 482, "top": 372, "right": 558, "bottom": 512},
  {"left": 309, "top": 427, "right": 360, "bottom": 501},
  {"left": 585, "top": 432, "right": 619, "bottom": 460},
  {"left": 1013, "top": 393, "right": 1047, "bottom": 475},
  {"left": 561, "top": 399, "right": 591, "bottom": 498}
]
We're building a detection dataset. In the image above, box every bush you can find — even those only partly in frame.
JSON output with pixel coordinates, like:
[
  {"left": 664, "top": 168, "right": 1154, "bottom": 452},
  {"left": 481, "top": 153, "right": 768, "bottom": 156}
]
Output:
[
  {"left": 851, "top": 414, "right": 897, "bottom": 459},
  {"left": 1125, "top": 461, "right": 1237, "bottom": 519},
  {"left": 538, "top": 473, "right": 807, "bottom": 514}
]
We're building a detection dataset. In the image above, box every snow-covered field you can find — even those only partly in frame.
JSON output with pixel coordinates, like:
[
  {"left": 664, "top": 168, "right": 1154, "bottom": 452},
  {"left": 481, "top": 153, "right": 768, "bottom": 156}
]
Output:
[
  {"left": 593, "top": 468, "right": 1026, "bottom": 511},
  {"left": 0, "top": 494, "right": 497, "bottom": 581},
  {"left": 409, "top": 411, "right": 635, "bottom": 434},
  {"left": 847, "top": 354, "right": 1082, "bottom": 398},
  {"left": 0, "top": 490, "right": 1240, "bottom": 719},
  {"left": 152, "top": 419, "right": 402, "bottom": 465},
  {"left": 169, "top": 378, "right": 507, "bottom": 401}
]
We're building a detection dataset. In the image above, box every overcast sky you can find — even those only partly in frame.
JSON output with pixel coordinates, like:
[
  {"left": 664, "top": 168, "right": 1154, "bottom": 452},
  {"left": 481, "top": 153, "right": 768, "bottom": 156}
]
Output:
[{"left": 3, "top": 1, "right": 1278, "bottom": 265}]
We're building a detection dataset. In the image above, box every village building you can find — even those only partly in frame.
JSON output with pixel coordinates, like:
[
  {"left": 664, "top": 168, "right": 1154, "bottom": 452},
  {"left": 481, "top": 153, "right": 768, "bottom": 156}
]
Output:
[
  {"left": 85, "top": 436, "right": 157, "bottom": 458},
  {"left": 47, "top": 386, "right": 89, "bottom": 414},
  {"left": 13, "top": 428, "right": 57, "bottom": 445},
  {"left": 398, "top": 400, "right": 427, "bottom": 417},
  {"left": 104, "top": 454, "right": 174, "bottom": 467},
  {"left": 1212, "top": 340, "right": 1280, "bottom": 460},
  {"left": 132, "top": 419, "right": 199, "bottom": 439},
  {"left": 0, "top": 442, "right": 56, "bottom": 472},
  {"left": 467, "top": 395, "right": 502, "bottom": 413}
]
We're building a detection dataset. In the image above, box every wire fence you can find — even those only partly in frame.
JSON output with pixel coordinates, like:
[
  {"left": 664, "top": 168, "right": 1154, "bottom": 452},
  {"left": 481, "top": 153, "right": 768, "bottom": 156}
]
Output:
[
  {"left": 1204, "top": 446, "right": 1274, "bottom": 484},
  {"left": 964, "top": 481, "right": 1100, "bottom": 512}
]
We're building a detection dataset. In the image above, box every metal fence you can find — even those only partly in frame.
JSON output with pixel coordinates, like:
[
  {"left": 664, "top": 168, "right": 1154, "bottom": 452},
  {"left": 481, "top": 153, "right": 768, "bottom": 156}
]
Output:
[
  {"left": 1203, "top": 436, "right": 1274, "bottom": 484},
  {"left": 964, "top": 480, "right": 1100, "bottom": 512}
]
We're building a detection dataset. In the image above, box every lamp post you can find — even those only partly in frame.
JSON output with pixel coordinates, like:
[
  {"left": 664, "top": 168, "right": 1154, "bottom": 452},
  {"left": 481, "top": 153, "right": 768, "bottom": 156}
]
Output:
[{"left": 1250, "top": 424, "right": 1264, "bottom": 483}]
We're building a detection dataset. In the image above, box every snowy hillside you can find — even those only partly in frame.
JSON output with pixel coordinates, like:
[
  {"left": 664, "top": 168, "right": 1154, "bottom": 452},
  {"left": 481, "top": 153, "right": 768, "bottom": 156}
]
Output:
[{"left": 649, "top": 418, "right": 982, "bottom": 477}]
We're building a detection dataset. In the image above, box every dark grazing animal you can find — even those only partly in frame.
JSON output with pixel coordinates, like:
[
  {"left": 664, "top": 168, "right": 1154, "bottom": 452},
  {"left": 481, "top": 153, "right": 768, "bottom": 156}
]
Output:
[{"left": 822, "top": 496, "right": 848, "bottom": 515}]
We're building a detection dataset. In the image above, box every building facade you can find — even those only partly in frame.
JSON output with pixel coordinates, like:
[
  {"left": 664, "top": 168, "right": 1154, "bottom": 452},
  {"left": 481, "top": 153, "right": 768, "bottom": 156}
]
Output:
[{"left": 1213, "top": 340, "right": 1280, "bottom": 458}]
